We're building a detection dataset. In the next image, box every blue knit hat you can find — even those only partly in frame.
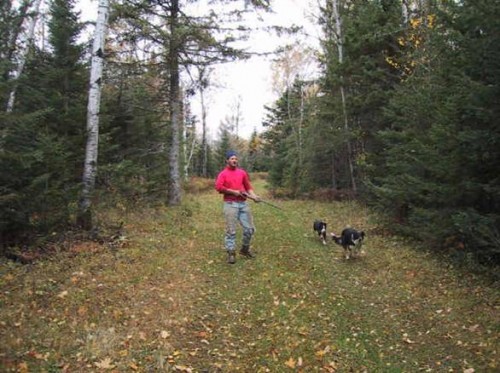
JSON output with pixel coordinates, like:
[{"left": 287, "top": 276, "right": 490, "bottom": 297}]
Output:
[{"left": 225, "top": 150, "right": 238, "bottom": 159}]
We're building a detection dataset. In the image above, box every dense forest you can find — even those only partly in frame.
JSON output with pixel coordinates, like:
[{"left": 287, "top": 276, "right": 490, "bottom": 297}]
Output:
[{"left": 1, "top": 0, "right": 499, "bottom": 266}]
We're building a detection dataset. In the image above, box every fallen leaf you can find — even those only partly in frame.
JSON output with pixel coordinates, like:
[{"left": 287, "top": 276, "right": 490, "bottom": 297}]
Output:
[
  {"left": 94, "top": 357, "right": 115, "bottom": 369},
  {"left": 78, "top": 306, "right": 87, "bottom": 316},
  {"left": 468, "top": 324, "right": 479, "bottom": 332},
  {"left": 316, "top": 349, "right": 326, "bottom": 357},
  {"left": 129, "top": 362, "right": 139, "bottom": 370},
  {"left": 18, "top": 362, "right": 28, "bottom": 373},
  {"left": 285, "top": 357, "right": 296, "bottom": 368},
  {"left": 174, "top": 365, "right": 192, "bottom": 372}
]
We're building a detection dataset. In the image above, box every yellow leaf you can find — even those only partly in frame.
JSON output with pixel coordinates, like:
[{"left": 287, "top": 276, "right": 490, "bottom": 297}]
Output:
[
  {"left": 285, "top": 357, "right": 296, "bottom": 369},
  {"left": 94, "top": 357, "right": 115, "bottom": 369},
  {"left": 174, "top": 365, "right": 192, "bottom": 372},
  {"left": 129, "top": 362, "right": 139, "bottom": 371},
  {"left": 316, "top": 349, "right": 326, "bottom": 357}
]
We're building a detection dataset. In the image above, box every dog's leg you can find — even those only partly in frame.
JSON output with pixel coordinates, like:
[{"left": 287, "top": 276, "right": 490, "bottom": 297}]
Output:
[
  {"left": 321, "top": 227, "right": 327, "bottom": 245},
  {"left": 344, "top": 245, "right": 350, "bottom": 260}
]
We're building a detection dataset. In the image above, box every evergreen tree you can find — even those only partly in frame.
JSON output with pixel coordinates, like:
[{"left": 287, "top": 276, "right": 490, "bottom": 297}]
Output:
[
  {"left": 1, "top": 0, "right": 87, "bottom": 246},
  {"left": 316, "top": 0, "right": 404, "bottom": 193},
  {"left": 367, "top": 0, "right": 500, "bottom": 262}
]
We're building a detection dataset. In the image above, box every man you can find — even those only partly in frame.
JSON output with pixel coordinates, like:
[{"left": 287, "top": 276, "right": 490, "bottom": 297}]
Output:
[{"left": 215, "top": 150, "right": 261, "bottom": 264}]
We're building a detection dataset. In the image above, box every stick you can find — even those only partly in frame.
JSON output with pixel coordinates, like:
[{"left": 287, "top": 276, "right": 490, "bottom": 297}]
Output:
[{"left": 242, "top": 192, "right": 283, "bottom": 211}]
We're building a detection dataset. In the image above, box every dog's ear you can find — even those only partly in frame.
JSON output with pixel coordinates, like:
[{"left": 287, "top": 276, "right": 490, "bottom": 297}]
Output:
[{"left": 360, "top": 231, "right": 365, "bottom": 238}]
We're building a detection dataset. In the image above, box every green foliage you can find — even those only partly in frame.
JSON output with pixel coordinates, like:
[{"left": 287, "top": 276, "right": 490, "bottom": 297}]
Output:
[
  {"left": 0, "top": 109, "right": 78, "bottom": 242},
  {"left": 97, "top": 64, "right": 169, "bottom": 201},
  {"left": 262, "top": 80, "right": 317, "bottom": 195},
  {"left": 366, "top": 0, "right": 500, "bottom": 263},
  {"left": 1, "top": 0, "right": 86, "bottom": 246}
]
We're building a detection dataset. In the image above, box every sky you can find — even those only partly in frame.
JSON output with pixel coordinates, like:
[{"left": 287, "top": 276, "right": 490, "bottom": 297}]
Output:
[{"left": 76, "top": 0, "right": 321, "bottom": 140}]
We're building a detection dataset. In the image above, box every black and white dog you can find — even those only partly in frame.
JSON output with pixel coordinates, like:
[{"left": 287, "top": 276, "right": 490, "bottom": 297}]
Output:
[
  {"left": 331, "top": 228, "right": 365, "bottom": 259},
  {"left": 313, "top": 220, "right": 328, "bottom": 245}
]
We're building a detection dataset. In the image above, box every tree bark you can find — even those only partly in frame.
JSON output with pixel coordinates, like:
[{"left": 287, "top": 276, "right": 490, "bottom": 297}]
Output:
[
  {"left": 77, "top": 0, "right": 109, "bottom": 229},
  {"left": 197, "top": 66, "right": 209, "bottom": 177},
  {"left": 5, "top": 0, "right": 41, "bottom": 113},
  {"left": 167, "top": 0, "right": 182, "bottom": 205},
  {"left": 331, "top": 0, "right": 356, "bottom": 193}
]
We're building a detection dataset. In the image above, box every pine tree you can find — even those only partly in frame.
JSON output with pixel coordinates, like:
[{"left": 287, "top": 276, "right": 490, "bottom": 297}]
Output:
[
  {"left": 316, "top": 0, "right": 404, "bottom": 193},
  {"left": 1, "top": 0, "right": 88, "bottom": 245},
  {"left": 367, "top": 0, "right": 500, "bottom": 262}
]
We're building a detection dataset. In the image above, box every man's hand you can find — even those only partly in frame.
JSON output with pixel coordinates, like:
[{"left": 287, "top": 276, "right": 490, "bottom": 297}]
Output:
[
  {"left": 252, "top": 194, "right": 262, "bottom": 203},
  {"left": 241, "top": 191, "right": 261, "bottom": 202}
]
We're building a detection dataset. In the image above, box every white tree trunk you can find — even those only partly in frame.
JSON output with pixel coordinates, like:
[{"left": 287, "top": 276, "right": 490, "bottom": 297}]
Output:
[
  {"left": 195, "top": 65, "right": 209, "bottom": 177},
  {"left": 331, "top": 0, "right": 356, "bottom": 193},
  {"left": 200, "top": 83, "right": 208, "bottom": 177},
  {"left": 183, "top": 127, "right": 197, "bottom": 181},
  {"left": 78, "top": 0, "right": 109, "bottom": 228},
  {"left": 6, "top": 0, "right": 42, "bottom": 113},
  {"left": 402, "top": 0, "right": 410, "bottom": 25}
]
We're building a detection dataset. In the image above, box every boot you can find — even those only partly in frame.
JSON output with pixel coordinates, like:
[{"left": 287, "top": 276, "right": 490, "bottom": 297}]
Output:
[
  {"left": 240, "top": 245, "right": 255, "bottom": 258},
  {"left": 227, "top": 251, "right": 236, "bottom": 264}
]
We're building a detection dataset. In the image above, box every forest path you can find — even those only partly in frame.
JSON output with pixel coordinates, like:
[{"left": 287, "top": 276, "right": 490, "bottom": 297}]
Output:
[{"left": 0, "top": 178, "right": 498, "bottom": 372}]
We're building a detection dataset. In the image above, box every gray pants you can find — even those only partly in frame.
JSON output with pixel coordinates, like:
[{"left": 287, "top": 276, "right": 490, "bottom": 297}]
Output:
[{"left": 223, "top": 201, "right": 255, "bottom": 251}]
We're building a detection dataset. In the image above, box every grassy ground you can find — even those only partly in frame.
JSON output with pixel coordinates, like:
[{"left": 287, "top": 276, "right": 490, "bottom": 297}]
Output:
[{"left": 1, "top": 178, "right": 498, "bottom": 372}]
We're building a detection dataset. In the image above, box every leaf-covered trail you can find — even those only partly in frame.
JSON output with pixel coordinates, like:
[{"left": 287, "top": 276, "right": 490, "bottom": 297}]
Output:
[{"left": 0, "top": 180, "right": 498, "bottom": 372}]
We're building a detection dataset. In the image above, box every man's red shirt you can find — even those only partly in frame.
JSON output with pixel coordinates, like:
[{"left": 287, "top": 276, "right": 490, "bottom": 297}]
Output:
[{"left": 215, "top": 166, "right": 253, "bottom": 202}]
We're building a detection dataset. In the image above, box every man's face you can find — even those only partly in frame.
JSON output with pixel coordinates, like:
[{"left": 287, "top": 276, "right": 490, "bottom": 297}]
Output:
[{"left": 227, "top": 155, "right": 238, "bottom": 168}]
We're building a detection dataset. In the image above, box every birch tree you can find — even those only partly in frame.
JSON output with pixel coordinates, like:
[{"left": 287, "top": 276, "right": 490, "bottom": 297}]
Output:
[
  {"left": 329, "top": 0, "right": 356, "bottom": 193},
  {"left": 6, "top": 0, "right": 42, "bottom": 113},
  {"left": 199, "top": 67, "right": 210, "bottom": 177},
  {"left": 77, "top": 0, "right": 109, "bottom": 229},
  {"left": 1, "top": 0, "right": 31, "bottom": 112},
  {"left": 188, "top": 64, "right": 211, "bottom": 177}
]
